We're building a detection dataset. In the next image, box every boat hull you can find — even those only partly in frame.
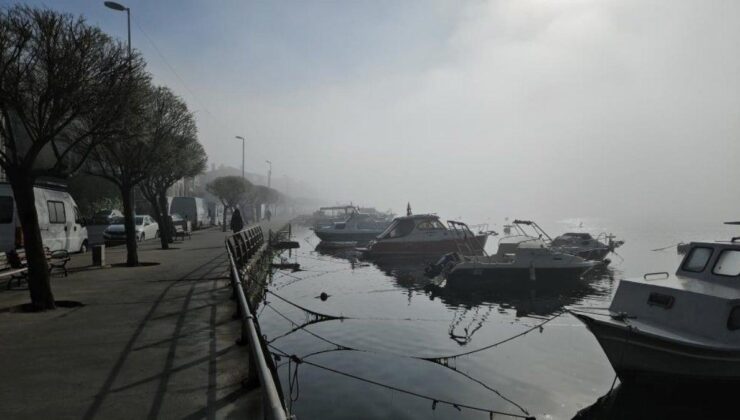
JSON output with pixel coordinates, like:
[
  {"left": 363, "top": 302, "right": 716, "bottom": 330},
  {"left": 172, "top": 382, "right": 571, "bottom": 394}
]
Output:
[
  {"left": 564, "top": 247, "right": 610, "bottom": 261},
  {"left": 314, "top": 230, "right": 382, "bottom": 243},
  {"left": 363, "top": 235, "right": 488, "bottom": 258},
  {"left": 573, "top": 313, "right": 740, "bottom": 384}
]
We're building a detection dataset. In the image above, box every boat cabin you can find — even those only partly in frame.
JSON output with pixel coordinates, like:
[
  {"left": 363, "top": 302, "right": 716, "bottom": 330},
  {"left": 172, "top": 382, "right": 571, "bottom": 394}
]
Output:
[
  {"left": 552, "top": 232, "right": 594, "bottom": 245},
  {"left": 330, "top": 213, "right": 388, "bottom": 231},
  {"left": 365, "top": 214, "right": 488, "bottom": 257},
  {"left": 376, "top": 214, "right": 450, "bottom": 240},
  {"left": 610, "top": 240, "right": 740, "bottom": 346},
  {"left": 316, "top": 205, "right": 357, "bottom": 219}
]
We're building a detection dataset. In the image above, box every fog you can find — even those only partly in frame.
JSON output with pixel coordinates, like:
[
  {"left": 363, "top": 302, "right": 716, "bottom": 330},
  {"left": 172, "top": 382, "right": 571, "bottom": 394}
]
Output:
[{"left": 33, "top": 0, "right": 740, "bottom": 226}]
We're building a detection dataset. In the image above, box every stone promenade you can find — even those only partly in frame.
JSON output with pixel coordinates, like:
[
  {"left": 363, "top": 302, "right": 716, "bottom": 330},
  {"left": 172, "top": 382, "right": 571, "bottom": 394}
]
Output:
[{"left": 0, "top": 222, "right": 285, "bottom": 419}]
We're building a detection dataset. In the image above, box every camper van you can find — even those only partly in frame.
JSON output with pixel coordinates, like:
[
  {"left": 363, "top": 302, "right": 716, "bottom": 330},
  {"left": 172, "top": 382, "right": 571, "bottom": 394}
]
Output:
[
  {"left": 169, "top": 196, "right": 208, "bottom": 229},
  {"left": 0, "top": 183, "right": 89, "bottom": 253}
]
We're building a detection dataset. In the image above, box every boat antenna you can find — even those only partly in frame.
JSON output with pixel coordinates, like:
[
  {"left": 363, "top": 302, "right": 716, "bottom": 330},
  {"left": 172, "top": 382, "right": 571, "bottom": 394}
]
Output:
[{"left": 407, "top": 202, "right": 412, "bottom": 216}]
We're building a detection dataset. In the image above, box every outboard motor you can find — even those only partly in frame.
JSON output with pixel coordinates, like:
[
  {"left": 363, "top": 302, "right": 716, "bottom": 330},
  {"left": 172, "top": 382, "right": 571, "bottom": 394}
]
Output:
[{"left": 425, "top": 252, "right": 461, "bottom": 278}]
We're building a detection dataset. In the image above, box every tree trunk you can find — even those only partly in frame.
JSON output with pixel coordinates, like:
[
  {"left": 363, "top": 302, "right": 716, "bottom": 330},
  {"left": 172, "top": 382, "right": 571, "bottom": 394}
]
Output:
[
  {"left": 158, "top": 192, "right": 170, "bottom": 248},
  {"left": 222, "top": 206, "right": 228, "bottom": 232},
  {"left": 9, "top": 175, "right": 55, "bottom": 310},
  {"left": 121, "top": 184, "right": 139, "bottom": 266}
]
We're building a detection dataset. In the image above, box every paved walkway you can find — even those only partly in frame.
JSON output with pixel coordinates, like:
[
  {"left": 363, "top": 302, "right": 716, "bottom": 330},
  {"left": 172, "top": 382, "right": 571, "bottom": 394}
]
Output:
[{"left": 0, "top": 220, "right": 286, "bottom": 419}]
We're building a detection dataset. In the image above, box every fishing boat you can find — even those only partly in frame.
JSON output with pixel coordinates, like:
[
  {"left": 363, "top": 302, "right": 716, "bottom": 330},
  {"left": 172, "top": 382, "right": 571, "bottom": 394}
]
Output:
[
  {"left": 313, "top": 212, "right": 391, "bottom": 244},
  {"left": 570, "top": 238, "right": 740, "bottom": 384},
  {"left": 358, "top": 214, "right": 489, "bottom": 259},
  {"left": 551, "top": 232, "right": 624, "bottom": 261}
]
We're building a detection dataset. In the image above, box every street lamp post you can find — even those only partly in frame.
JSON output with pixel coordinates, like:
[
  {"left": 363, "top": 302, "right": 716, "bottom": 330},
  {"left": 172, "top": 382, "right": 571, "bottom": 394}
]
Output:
[
  {"left": 104, "top": 2, "right": 131, "bottom": 57},
  {"left": 265, "top": 160, "right": 272, "bottom": 189},
  {"left": 235, "top": 136, "right": 245, "bottom": 180}
]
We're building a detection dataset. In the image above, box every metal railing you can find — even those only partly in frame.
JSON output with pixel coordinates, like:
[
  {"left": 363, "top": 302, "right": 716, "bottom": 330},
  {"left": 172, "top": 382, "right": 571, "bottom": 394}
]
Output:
[{"left": 225, "top": 224, "right": 290, "bottom": 420}]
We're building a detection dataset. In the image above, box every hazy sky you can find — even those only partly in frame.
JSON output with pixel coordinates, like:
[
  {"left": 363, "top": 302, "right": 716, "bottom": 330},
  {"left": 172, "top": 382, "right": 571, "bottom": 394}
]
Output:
[{"left": 14, "top": 0, "right": 740, "bottom": 225}]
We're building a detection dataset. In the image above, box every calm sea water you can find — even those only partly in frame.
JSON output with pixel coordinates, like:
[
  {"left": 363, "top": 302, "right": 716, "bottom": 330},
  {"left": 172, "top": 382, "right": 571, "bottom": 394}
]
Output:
[{"left": 258, "top": 220, "right": 738, "bottom": 419}]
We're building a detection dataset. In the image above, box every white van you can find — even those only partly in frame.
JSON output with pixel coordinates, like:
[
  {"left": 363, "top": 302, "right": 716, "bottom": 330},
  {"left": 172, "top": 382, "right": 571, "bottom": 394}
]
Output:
[
  {"left": 170, "top": 196, "right": 208, "bottom": 229},
  {"left": 0, "top": 183, "right": 89, "bottom": 253},
  {"left": 207, "top": 201, "right": 224, "bottom": 226}
]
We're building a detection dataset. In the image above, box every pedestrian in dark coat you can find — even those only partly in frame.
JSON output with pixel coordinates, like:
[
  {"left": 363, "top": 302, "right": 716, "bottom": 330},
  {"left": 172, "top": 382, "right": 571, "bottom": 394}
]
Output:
[{"left": 230, "top": 208, "right": 244, "bottom": 233}]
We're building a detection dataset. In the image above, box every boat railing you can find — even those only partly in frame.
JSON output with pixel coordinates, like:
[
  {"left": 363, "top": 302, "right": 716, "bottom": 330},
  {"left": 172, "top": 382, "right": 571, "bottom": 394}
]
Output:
[
  {"left": 512, "top": 219, "right": 553, "bottom": 243},
  {"left": 448, "top": 220, "right": 486, "bottom": 257},
  {"left": 225, "top": 224, "right": 291, "bottom": 420}
]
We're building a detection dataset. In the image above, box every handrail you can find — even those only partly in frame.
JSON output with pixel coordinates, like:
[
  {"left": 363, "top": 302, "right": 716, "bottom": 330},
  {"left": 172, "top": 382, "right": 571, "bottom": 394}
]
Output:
[{"left": 225, "top": 225, "right": 289, "bottom": 420}]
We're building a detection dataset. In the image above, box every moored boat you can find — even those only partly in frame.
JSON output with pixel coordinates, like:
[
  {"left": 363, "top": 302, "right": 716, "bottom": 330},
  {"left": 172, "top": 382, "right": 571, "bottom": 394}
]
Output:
[
  {"left": 443, "top": 236, "right": 599, "bottom": 289},
  {"left": 313, "top": 212, "right": 391, "bottom": 244},
  {"left": 359, "top": 214, "right": 489, "bottom": 259},
  {"left": 551, "top": 232, "right": 623, "bottom": 261},
  {"left": 570, "top": 238, "right": 740, "bottom": 384}
]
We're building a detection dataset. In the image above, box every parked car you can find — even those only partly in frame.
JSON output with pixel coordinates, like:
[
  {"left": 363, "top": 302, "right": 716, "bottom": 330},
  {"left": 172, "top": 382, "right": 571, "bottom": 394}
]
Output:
[
  {"left": 0, "top": 182, "right": 89, "bottom": 253},
  {"left": 92, "top": 209, "right": 123, "bottom": 225},
  {"left": 104, "top": 215, "right": 159, "bottom": 243},
  {"left": 170, "top": 196, "right": 208, "bottom": 229}
]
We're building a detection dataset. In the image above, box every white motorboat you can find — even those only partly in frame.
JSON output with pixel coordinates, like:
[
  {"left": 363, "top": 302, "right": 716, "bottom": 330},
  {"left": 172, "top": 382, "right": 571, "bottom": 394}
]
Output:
[
  {"left": 571, "top": 238, "right": 740, "bottom": 384},
  {"left": 510, "top": 219, "right": 623, "bottom": 262},
  {"left": 551, "top": 232, "right": 624, "bottom": 261},
  {"left": 443, "top": 235, "right": 599, "bottom": 290}
]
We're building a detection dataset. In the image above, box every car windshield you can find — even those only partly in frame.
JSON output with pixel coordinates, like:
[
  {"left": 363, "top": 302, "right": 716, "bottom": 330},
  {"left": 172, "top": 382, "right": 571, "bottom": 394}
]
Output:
[
  {"left": 110, "top": 217, "right": 124, "bottom": 224},
  {"left": 135, "top": 216, "right": 144, "bottom": 225}
]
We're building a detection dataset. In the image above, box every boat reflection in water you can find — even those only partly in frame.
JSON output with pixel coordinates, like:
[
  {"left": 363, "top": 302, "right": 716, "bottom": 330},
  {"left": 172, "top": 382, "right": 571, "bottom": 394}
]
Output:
[
  {"left": 367, "top": 255, "right": 614, "bottom": 318},
  {"left": 575, "top": 383, "right": 735, "bottom": 419}
]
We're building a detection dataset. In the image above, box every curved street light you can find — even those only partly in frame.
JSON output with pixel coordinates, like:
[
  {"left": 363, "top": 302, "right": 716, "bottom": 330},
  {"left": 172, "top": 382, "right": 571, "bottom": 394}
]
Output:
[{"left": 103, "top": 1, "right": 131, "bottom": 57}]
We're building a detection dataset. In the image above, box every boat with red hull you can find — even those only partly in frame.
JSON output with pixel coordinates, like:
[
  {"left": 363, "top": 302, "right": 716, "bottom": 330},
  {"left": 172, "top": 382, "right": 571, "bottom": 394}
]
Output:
[{"left": 358, "top": 214, "right": 489, "bottom": 259}]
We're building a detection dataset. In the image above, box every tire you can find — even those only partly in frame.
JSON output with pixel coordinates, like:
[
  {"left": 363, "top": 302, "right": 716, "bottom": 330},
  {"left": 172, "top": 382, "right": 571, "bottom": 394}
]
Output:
[
  {"left": 155, "top": 230, "right": 160, "bottom": 238},
  {"left": 79, "top": 240, "right": 88, "bottom": 254},
  {"left": 139, "top": 233, "right": 144, "bottom": 242}
]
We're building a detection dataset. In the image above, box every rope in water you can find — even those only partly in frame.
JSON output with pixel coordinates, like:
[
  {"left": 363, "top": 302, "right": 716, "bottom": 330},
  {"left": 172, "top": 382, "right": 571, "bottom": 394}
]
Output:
[
  {"left": 264, "top": 303, "right": 533, "bottom": 416},
  {"left": 265, "top": 290, "right": 565, "bottom": 364},
  {"left": 269, "top": 344, "right": 536, "bottom": 420}
]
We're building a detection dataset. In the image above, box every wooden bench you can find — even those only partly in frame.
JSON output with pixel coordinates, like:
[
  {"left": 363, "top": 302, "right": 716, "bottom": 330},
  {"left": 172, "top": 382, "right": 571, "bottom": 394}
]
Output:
[
  {"left": 4, "top": 248, "right": 71, "bottom": 289},
  {"left": 0, "top": 252, "right": 29, "bottom": 289}
]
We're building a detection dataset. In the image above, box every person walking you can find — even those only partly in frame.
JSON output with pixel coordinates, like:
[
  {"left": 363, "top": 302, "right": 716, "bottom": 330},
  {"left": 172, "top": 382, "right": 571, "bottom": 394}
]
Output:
[{"left": 230, "top": 208, "right": 244, "bottom": 233}]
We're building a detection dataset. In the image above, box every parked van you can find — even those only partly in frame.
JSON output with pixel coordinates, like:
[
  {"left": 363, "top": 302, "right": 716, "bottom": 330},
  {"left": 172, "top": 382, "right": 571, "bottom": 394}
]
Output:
[
  {"left": 0, "top": 182, "right": 89, "bottom": 253},
  {"left": 169, "top": 196, "right": 208, "bottom": 229},
  {"left": 207, "top": 201, "right": 224, "bottom": 226}
]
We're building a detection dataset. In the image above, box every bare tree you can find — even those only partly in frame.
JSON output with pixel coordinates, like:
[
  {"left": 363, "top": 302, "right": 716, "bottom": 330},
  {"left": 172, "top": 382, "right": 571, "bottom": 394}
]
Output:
[
  {"left": 139, "top": 87, "right": 206, "bottom": 249},
  {"left": 206, "top": 176, "right": 252, "bottom": 230},
  {"left": 87, "top": 80, "right": 158, "bottom": 266},
  {"left": 0, "top": 6, "right": 142, "bottom": 310}
]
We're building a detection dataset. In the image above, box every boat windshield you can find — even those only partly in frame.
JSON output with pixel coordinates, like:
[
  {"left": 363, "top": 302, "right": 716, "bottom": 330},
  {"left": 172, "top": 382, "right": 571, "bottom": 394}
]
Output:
[
  {"left": 417, "top": 220, "right": 446, "bottom": 230},
  {"left": 379, "top": 219, "right": 415, "bottom": 239}
]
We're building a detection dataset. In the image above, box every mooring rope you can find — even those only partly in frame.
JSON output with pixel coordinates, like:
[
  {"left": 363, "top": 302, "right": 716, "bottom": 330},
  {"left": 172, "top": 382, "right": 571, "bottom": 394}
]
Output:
[
  {"left": 265, "top": 299, "right": 561, "bottom": 369},
  {"left": 267, "top": 290, "right": 346, "bottom": 320},
  {"left": 268, "top": 344, "right": 535, "bottom": 419},
  {"left": 422, "top": 312, "right": 564, "bottom": 362},
  {"left": 651, "top": 242, "right": 683, "bottom": 252}
]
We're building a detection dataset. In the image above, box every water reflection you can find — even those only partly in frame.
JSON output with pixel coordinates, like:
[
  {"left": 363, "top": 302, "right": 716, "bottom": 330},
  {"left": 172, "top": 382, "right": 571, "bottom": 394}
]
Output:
[
  {"left": 276, "top": 239, "right": 624, "bottom": 418},
  {"left": 319, "top": 242, "right": 617, "bottom": 318},
  {"left": 575, "top": 383, "right": 736, "bottom": 419}
]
